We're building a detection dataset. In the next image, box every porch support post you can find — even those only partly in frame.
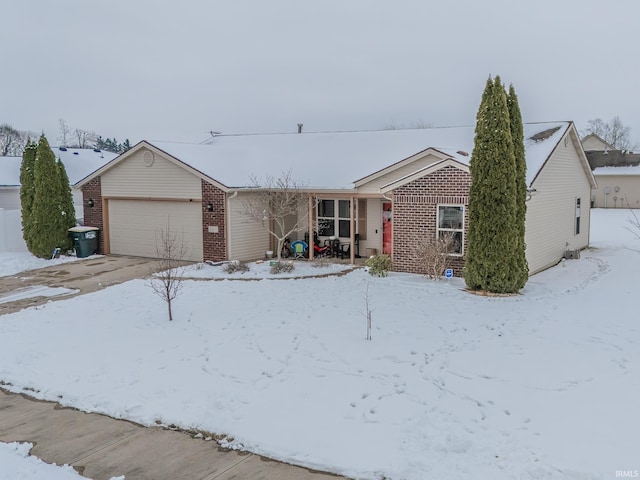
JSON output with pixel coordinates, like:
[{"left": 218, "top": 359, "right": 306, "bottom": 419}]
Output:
[
  {"left": 308, "top": 194, "right": 314, "bottom": 260},
  {"left": 350, "top": 195, "right": 355, "bottom": 264}
]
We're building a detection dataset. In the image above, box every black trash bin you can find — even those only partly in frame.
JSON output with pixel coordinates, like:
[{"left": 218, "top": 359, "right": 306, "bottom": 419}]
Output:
[{"left": 68, "top": 226, "right": 99, "bottom": 258}]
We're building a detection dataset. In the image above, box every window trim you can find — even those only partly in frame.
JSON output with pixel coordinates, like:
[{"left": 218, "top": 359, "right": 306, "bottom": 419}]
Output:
[
  {"left": 317, "top": 199, "right": 335, "bottom": 236},
  {"left": 437, "top": 204, "right": 464, "bottom": 256},
  {"left": 317, "top": 199, "right": 356, "bottom": 239},
  {"left": 575, "top": 197, "right": 581, "bottom": 235}
]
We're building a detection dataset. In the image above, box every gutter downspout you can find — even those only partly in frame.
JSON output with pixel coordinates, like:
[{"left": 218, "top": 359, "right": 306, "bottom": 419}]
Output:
[{"left": 226, "top": 191, "right": 238, "bottom": 260}]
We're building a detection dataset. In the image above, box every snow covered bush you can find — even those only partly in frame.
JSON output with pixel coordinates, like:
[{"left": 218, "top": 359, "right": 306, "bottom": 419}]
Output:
[
  {"left": 365, "top": 254, "right": 392, "bottom": 277},
  {"left": 414, "top": 233, "right": 454, "bottom": 280},
  {"left": 223, "top": 261, "right": 250, "bottom": 274},
  {"left": 311, "top": 257, "right": 331, "bottom": 268},
  {"left": 270, "top": 261, "right": 295, "bottom": 274}
]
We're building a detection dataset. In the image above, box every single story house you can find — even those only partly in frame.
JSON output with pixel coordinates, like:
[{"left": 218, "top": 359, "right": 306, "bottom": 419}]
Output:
[
  {"left": 76, "top": 121, "right": 595, "bottom": 276},
  {"left": 584, "top": 151, "right": 640, "bottom": 209},
  {"left": 581, "top": 132, "right": 640, "bottom": 208},
  {"left": 581, "top": 133, "right": 614, "bottom": 153},
  {"left": 0, "top": 147, "right": 118, "bottom": 215}
]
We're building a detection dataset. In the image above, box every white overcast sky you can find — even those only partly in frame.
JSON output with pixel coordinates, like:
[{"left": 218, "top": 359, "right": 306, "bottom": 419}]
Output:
[{"left": 2, "top": 0, "right": 639, "bottom": 145}]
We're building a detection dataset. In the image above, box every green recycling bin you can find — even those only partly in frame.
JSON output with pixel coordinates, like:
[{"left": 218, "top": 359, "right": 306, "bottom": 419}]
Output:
[{"left": 68, "top": 226, "right": 99, "bottom": 258}]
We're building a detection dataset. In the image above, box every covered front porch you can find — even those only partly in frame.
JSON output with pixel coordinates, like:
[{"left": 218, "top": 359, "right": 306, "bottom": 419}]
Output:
[{"left": 271, "top": 193, "right": 393, "bottom": 264}]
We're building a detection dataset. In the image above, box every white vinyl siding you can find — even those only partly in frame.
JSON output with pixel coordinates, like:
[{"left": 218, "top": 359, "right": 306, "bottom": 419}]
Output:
[
  {"left": 102, "top": 148, "right": 201, "bottom": 200},
  {"left": 0, "top": 207, "right": 27, "bottom": 252},
  {"left": 356, "top": 152, "right": 443, "bottom": 193},
  {"left": 0, "top": 188, "right": 21, "bottom": 210},
  {"left": 581, "top": 135, "right": 611, "bottom": 151},
  {"left": 227, "top": 191, "right": 270, "bottom": 261},
  {"left": 592, "top": 175, "right": 640, "bottom": 208},
  {"left": 108, "top": 199, "right": 203, "bottom": 261},
  {"left": 525, "top": 133, "right": 592, "bottom": 274},
  {"left": 357, "top": 198, "right": 382, "bottom": 255}
]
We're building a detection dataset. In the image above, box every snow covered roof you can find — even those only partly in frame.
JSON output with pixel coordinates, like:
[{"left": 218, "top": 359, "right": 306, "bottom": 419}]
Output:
[
  {"left": 140, "top": 122, "right": 570, "bottom": 190},
  {"left": 149, "top": 128, "right": 475, "bottom": 190},
  {"left": 76, "top": 122, "right": 574, "bottom": 191},
  {"left": 593, "top": 165, "right": 640, "bottom": 176},
  {"left": 0, "top": 148, "right": 117, "bottom": 187}
]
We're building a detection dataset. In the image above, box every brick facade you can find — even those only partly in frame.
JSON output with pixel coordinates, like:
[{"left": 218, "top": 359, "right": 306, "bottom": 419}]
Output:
[
  {"left": 81, "top": 177, "right": 105, "bottom": 253},
  {"left": 392, "top": 166, "right": 471, "bottom": 276},
  {"left": 202, "top": 180, "right": 227, "bottom": 261}
]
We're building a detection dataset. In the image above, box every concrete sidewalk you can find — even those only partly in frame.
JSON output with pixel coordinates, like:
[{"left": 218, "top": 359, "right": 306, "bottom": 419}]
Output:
[{"left": 0, "top": 389, "right": 345, "bottom": 480}]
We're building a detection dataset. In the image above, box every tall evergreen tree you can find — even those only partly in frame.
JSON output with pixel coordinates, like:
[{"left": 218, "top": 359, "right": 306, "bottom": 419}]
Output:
[
  {"left": 57, "top": 157, "right": 76, "bottom": 251},
  {"left": 19, "top": 139, "right": 37, "bottom": 251},
  {"left": 464, "top": 76, "right": 521, "bottom": 293},
  {"left": 29, "top": 136, "right": 70, "bottom": 258},
  {"left": 507, "top": 84, "right": 529, "bottom": 289}
]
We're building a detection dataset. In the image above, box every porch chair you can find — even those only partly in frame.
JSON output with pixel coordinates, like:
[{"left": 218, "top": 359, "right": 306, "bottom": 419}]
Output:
[
  {"left": 290, "top": 240, "right": 308, "bottom": 260},
  {"left": 336, "top": 234, "right": 360, "bottom": 260}
]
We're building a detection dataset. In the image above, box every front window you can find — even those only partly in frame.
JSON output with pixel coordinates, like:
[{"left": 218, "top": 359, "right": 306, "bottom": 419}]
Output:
[
  {"left": 318, "top": 199, "right": 335, "bottom": 236},
  {"left": 338, "top": 200, "right": 351, "bottom": 237},
  {"left": 318, "top": 199, "right": 354, "bottom": 238},
  {"left": 437, "top": 205, "right": 464, "bottom": 255}
]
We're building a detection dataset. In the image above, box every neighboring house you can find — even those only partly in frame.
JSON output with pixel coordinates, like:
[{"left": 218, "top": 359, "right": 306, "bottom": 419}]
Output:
[
  {"left": 0, "top": 147, "right": 118, "bottom": 215},
  {"left": 581, "top": 133, "right": 615, "bottom": 153},
  {"left": 582, "top": 136, "right": 640, "bottom": 208},
  {"left": 0, "top": 157, "right": 23, "bottom": 210},
  {"left": 0, "top": 148, "right": 117, "bottom": 253},
  {"left": 76, "top": 121, "right": 595, "bottom": 275}
]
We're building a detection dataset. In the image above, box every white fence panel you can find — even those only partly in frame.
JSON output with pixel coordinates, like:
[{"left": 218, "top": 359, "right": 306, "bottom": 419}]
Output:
[{"left": 0, "top": 208, "right": 27, "bottom": 253}]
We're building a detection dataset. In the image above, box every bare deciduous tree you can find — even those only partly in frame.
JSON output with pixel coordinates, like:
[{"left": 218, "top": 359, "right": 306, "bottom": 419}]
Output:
[
  {"left": 243, "top": 170, "right": 308, "bottom": 260},
  {"left": 363, "top": 282, "right": 373, "bottom": 340},
  {"left": 626, "top": 209, "right": 640, "bottom": 246},
  {"left": 414, "top": 232, "right": 455, "bottom": 280},
  {"left": 57, "top": 119, "right": 99, "bottom": 149},
  {"left": 583, "top": 116, "right": 638, "bottom": 151},
  {"left": 383, "top": 119, "right": 433, "bottom": 130},
  {"left": 73, "top": 128, "right": 99, "bottom": 149},
  {"left": 0, "top": 124, "right": 33, "bottom": 156},
  {"left": 148, "top": 226, "right": 187, "bottom": 321},
  {"left": 58, "top": 119, "right": 71, "bottom": 147}
]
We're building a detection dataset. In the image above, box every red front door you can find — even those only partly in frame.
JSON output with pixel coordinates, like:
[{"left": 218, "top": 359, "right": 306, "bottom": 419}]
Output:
[{"left": 382, "top": 202, "right": 392, "bottom": 255}]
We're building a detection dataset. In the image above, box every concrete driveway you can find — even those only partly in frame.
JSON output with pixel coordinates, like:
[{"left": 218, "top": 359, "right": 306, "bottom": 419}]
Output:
[{"left": 0, "top": 255, "right": 168, "bottom": 315}]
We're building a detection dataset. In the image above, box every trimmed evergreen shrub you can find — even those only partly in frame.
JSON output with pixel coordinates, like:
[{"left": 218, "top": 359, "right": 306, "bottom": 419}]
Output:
[
  {"left": 464, "top": 76, "right": 523, "bottom": 293},
  {"left": 57, "top": 158, "right": 76, "bottom": 251},
  {"left": 365, "top": 254, "right": 392, "bottom": 277},
  {"left": 507, "top": 84, "right": 529, "bottom": 289},
  {"left": 29, "top": 136, "right": 74, "bottom": 258},
  {"left": 19, "top": 140, "right": 37, "bottom": 251}
]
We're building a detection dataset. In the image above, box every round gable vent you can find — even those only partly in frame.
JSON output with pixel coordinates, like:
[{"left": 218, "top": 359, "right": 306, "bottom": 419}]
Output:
[{"left": 142, "top": 150, "right": 155, "bottom": 167}]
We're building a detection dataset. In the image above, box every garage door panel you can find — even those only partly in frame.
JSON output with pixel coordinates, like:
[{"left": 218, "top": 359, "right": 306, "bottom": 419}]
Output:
[{"left": 109, "top": 200, "right": 203, "bottom": 261}]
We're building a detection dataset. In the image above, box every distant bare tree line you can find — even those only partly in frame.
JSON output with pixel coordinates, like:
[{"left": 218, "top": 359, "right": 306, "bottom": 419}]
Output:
[
  {"left": 0, "top": 119, "right": 130, "bottom": 156},
  {"left": 0, "top": 124, "right": 37, "bottom": 156}
]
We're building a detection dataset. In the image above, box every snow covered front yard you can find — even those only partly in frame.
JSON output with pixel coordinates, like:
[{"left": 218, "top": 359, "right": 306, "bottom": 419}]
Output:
[{"left": 1, "top": 209, "right": 639, "bottom": 479}]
